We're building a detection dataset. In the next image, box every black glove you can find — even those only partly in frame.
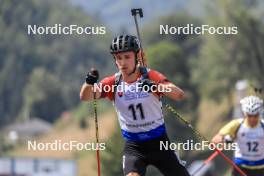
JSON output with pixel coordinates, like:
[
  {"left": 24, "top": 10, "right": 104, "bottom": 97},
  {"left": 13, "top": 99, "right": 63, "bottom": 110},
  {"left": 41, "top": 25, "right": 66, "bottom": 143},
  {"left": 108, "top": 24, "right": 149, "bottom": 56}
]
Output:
[
  {"left": 85, "top": 68, "right": 99, "bottom": 85},
  {"left": 138, "top": 79, "right": 157, "bottom": 92}
]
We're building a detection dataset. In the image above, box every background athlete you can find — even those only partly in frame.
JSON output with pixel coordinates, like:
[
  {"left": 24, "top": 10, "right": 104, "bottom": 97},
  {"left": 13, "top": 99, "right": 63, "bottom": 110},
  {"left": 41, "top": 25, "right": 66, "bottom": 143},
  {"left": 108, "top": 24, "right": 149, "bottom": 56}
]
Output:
[
  {"left": 212, "top": 95, "right": 264, "bottom": 176},
  {"left": 80, "top": 34, "right": 190, "bottom": 176}
]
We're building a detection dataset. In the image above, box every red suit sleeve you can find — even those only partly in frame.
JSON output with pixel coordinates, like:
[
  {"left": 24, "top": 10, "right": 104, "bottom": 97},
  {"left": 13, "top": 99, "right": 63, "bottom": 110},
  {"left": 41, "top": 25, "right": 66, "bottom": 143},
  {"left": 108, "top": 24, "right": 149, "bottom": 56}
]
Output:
[
  {"left": 99, "top": 75, "right": 115, "bottom": 101},
  {"left": 148, "top": 70, "right": 170, "bottom": 96}
]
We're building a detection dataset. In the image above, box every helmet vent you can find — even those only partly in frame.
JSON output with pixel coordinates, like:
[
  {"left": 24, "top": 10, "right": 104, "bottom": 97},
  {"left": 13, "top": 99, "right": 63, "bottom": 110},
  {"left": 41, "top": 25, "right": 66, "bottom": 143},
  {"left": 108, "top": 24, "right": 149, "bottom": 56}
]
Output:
[{"left": 110, "top": 35, "right": 140, "bottom": 54}]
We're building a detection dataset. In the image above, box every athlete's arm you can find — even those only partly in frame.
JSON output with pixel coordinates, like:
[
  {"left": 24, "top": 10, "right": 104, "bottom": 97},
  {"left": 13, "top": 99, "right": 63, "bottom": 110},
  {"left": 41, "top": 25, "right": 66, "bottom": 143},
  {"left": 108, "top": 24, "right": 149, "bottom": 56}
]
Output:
[
  {"left": 159, "top": 82, "right": 185, "bottom": 100},
  {"left": 148, "top": 70, "right": 184, "bottom": 100},
  {"left": 80, "top": 74, "right": 115, "bottom": 102},
  {"left": 211, "top": 119, "right": 241, "bottom": 143},
  {"left": 211, "top": 134, "right": 225, "bottom": 144},
  {"left": 80, "top": 83, "right": 101, "bottom": 101}
]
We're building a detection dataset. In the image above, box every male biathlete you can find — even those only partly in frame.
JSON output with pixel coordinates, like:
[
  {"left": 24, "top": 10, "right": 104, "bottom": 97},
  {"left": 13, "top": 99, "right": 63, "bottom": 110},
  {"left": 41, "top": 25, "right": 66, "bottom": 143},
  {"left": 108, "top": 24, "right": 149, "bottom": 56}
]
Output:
[
  {"left": 212, "top": 95, "right": 264, "bottom": 176},
  {"left": 80, "top": 34, "right": 190, "bottom": 176}
]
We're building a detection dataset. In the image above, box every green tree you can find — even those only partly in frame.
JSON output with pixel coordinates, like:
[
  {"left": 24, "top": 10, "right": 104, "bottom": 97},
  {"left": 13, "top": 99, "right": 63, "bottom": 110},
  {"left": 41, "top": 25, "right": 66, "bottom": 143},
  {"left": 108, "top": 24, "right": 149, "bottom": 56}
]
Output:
[
  {"left": 189, "top": 1, "right": 264, "bottom": 174},
  {"left": 21, "top": 68, "right": 66, "bottom": 122},
  {"left": 192, "top": 0, "right": 264, "bottom": 101},
  {"left": 0, "top": 0, "right": 112, "bottom": 126}
]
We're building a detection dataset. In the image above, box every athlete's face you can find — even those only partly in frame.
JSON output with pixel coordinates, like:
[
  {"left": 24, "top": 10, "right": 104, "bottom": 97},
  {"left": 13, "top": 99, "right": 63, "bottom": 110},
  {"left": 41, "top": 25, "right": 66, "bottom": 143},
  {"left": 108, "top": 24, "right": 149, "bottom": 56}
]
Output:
[
  {"left": 245, "top": 113, "right": 260, "bottom": 127},
  {"left": 114, "top": 51, "right": 136, "bottom": 75}
]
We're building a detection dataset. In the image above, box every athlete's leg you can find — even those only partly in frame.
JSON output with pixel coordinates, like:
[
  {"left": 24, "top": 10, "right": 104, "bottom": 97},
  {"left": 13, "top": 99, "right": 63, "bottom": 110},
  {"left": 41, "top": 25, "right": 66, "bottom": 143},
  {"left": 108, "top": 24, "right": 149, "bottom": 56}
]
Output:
[
  {"left": 139, "top": 134, "right": 190, "bottom": 176},
  {"left": 150, "top": 149, "right": 190, "bottom": 176},
  {"left": 123, "top": 154, "right": 147, "bottom": 176}
]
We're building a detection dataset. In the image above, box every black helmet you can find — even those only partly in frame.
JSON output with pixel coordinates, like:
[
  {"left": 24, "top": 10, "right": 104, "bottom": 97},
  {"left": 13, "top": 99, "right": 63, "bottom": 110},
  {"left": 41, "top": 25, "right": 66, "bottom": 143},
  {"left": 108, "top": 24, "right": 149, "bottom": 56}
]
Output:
[{"left": 110, "top": 35, "right": 140, "bottom": 54}]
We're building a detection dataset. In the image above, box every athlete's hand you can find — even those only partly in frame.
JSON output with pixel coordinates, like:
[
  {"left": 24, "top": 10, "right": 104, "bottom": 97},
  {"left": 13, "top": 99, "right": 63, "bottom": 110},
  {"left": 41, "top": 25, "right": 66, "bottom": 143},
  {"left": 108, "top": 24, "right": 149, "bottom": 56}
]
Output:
[
  {"left": 223, "top": 135, "right": 233, "bottom": 143},
  {"left": 85, "top": 68, "right": 99, "bottom": 85},
  {"left": 211, "top": 134, "right": 224, "bottom": 144},
  {"left": 139, "top": 79, "right": 157, "bottom": 92}
]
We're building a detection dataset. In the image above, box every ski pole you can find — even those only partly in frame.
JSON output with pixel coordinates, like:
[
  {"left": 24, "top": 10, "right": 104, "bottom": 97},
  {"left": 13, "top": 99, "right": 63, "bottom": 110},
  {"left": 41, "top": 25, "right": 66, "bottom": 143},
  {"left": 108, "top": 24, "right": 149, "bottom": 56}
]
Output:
[
  {"left": 191, "top": 150, "right": 219, "bottom": 176},
  {"left": 216, "top": 148, "right": 246, "bottom": 176},
  {"left": 93, "top": 92, "right": 101, "bottom": 176},
  {"left": 165, "top": 103, "right": 247, "bottom": 176}
]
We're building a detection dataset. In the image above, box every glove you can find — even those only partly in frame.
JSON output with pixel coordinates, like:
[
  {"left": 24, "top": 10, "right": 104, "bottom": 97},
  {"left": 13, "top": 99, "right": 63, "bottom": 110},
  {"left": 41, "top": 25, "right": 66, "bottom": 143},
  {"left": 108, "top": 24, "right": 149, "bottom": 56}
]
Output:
[
  {"left": 138, "top": 79, "right": 157, "bottom": 92},
  {"left": 85, "top": 68, "right": 99, "bottom": 85},
  {"left": 223, "top": 135, "right": 233, "bottom": 143}
]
